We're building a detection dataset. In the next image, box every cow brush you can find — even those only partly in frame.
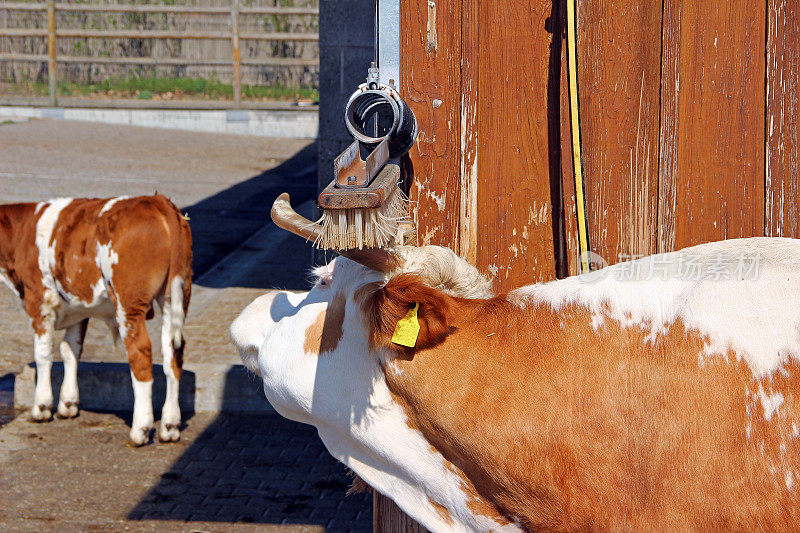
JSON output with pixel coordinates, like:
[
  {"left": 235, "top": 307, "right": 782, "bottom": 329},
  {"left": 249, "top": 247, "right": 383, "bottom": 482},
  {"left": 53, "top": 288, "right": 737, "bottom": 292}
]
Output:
[
  {"left": 315, "top": 63, "right": 417, "bottom": 251},
  {"left": 317, "top": 185, "right": 409, "bottom": 250}
]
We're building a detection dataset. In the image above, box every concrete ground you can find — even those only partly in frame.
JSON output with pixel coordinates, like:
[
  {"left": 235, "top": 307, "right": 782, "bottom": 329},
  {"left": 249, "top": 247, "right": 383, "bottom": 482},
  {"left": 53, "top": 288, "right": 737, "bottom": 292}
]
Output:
[{"left": 0, "top": 118, "right": 372, "bottom": 531}]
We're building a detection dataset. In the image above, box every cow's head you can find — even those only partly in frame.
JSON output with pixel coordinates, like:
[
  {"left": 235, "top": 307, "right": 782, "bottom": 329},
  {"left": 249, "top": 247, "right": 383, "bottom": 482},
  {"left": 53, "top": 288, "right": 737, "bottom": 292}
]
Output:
[{"left": 230, "top": 196, "right": 509, "bottom": 531}]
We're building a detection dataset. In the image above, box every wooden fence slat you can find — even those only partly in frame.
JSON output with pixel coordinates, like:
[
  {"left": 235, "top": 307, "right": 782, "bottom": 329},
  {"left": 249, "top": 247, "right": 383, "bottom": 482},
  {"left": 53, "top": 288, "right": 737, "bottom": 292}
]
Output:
[
  {"left": 672, "top": 1, "right": 766, "bottom": 247},
  {"left": 0, "top": 28, "right": 318, "bottom": 41},
  {"left": 46, "top": 0, "right": 55, "bottom": 106},
  {"left": 0, "top": 54, "right": 318, "bottom": 66},
  {"left": 765, "top": 0, "right": 800, "bottom": 237},
  {"left": 0, "top": 3, "right": 318, "bottom": 15},
  {"left": 230, "top": 0, "right": 241, "bottom": 108}
]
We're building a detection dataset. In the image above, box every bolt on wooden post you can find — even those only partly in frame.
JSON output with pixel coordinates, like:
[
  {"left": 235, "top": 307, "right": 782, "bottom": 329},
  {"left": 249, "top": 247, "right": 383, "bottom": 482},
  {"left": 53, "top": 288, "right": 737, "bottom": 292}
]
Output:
[
  {"left": 46, "top": 0, "right": 57, "bottom": 106},
  {"left": 230, "top": 0, "right": 241, "bottom": 108}
]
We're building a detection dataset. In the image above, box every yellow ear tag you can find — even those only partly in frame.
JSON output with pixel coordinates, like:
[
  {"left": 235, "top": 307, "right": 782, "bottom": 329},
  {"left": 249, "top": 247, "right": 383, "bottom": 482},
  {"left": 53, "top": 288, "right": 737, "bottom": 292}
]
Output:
[{"left": 391, "top": 302, "right": 420, "bottom": 347}]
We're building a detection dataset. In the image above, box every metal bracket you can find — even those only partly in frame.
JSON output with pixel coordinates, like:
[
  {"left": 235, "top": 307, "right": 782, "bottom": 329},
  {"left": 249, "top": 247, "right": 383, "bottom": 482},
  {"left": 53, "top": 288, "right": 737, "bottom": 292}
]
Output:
[
  {"left": 333, "top": 137, "right": 390, "bottom": 188},
  {"left": 320, "top": 156, "right": 400, "bottom": 210}
]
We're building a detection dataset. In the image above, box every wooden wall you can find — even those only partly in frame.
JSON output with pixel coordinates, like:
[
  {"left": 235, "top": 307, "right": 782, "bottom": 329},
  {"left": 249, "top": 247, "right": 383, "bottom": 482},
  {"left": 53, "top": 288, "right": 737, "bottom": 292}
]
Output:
[{"left": 400, "top": 0, "right": 800, "bottom": 291}]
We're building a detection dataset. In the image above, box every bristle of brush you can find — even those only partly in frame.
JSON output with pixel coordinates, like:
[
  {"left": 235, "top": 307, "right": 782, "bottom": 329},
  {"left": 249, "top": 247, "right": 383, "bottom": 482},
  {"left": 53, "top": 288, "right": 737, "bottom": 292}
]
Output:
[{"left": 316, "top": 187, "right": 409, "bottom": 250}]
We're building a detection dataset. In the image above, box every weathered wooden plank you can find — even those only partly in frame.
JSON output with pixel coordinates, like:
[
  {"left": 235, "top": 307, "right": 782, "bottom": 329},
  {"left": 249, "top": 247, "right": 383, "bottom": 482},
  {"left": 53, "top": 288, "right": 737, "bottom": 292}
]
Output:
[
  {"left": 473, "top": 0, "right": 556, "bottom": 290},
  {"left": 765, "top": 0, "right": 800, "bottom": 237},
  {"left": 657, "top": 0, "right": 681, "bottom": 253},
  {"left": 459, "top": 0, "right": 479, "bottom": 265},
  {"left": 672, "top": 1, "right": 766, "bottom": 247},
  {"left": 576, "top": 0, "right": 662, "bottom": 265},
  {"left": 403, "top": 0, "right": 463, "bottom": 251}
]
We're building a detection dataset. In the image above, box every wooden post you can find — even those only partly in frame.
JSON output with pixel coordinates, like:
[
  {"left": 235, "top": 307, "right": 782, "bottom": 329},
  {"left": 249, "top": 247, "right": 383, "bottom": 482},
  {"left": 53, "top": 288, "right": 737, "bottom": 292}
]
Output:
[
  {"left": 230, "top": 0, "right": 241, "bottom": 108},
  {"left": 373, "top": 492, "right": 427, "bottom": 532},
  {"left": 46, "top": 0, "right": 57, "bottom": 106}
]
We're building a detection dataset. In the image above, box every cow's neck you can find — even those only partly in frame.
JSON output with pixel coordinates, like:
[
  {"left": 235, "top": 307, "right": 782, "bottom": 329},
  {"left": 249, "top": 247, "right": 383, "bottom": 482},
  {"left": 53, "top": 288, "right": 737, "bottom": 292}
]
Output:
[
  {"left": 381, "top": 297, "right": 666, "bottom": 530},
  {"left": 381, "top": 297, "right": 550, "bottom": 527}
]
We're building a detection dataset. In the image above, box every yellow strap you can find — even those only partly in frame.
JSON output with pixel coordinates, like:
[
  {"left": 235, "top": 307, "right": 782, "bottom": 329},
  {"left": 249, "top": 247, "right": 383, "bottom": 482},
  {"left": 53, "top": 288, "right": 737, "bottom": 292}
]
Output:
[
  {"left": 566, "top": 0, "right": 591, "bottom": 274},
  {"left": 391, "top": 302, "right": 420, "bottom": 348}
]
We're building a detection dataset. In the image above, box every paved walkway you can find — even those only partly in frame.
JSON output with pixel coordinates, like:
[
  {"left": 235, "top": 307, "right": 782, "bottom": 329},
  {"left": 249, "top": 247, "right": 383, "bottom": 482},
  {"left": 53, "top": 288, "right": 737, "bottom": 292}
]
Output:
[
  {"left": 0, "top": 411, "right": 370, "bottom": 532},
  {"left": 0, "top": 119, "right": 373, "bottom": 531}
]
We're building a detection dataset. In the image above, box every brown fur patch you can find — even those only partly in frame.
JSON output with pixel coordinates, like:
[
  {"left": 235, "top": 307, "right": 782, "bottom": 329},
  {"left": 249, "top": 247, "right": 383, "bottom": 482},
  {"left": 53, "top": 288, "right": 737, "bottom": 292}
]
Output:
[
  {"left": 428, "top": 496, "right": 455, "bottom": 526},
  {"left": 369, "top": 278, "right": 800, "bottom": 530},
  {"left": 303, "top": 294, "right": 346, "bottom": 355}
]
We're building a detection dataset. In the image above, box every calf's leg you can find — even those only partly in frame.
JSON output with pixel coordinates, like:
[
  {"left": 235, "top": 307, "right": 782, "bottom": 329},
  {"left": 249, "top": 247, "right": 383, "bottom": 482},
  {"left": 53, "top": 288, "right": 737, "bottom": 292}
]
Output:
[
  {"left": 56, "top": 319, "right": 88, "bottom": 418},
  {"left": 122, "top": 311, "right": 154, "bottom": 446},
  {"left": 31, "top": 324, "right": 55, "bottom": 422},
  {"left": 158, "top": 297, "right": 183, "bottom": 442}
]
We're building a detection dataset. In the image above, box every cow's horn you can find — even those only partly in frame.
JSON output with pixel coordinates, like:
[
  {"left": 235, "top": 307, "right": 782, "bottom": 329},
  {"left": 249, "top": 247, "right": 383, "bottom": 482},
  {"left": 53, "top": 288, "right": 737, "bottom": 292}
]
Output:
[
  {"left": 271, "top": 193, "right": 324, "bottom": 243},
  {"left": 271, "top": 193, "right": 402, "bottom": 273}
]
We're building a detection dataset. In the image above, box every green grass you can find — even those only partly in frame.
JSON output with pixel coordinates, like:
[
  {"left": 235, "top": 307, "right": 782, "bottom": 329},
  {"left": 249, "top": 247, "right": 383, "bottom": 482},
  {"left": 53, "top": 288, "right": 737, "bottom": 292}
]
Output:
[{"left": 5, "top": 76, "right": 319, "bottom": 102}]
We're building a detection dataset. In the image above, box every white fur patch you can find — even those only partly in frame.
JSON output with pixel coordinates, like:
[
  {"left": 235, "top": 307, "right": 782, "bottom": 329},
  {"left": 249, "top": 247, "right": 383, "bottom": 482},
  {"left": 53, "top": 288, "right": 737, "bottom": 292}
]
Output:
[
  {"left": 510, "top": 238, "right": 800, "bottom": 380},
  {"left": 168, "top": 276, "right": 185, "bottom": 349},
  {"left": 95, "top": 242, "right": 119, "bottom": 279},
  {"left": 159, "top": 296, "right": 181, "bottom": 440},
  {"left": 758, "top": 384, "right": 785, "bottom": 422},
  {"left": 129, "top": 370, "right": 153, "bottom": 445},
  {"left": 99, "top": 196, "right": 130, "bottom": 215},
  {"left": 35, "top": 198, "right": 73, "bottom": 292},
  {"left": 96, "top": 242, "right": 125, "bottom": 337}
]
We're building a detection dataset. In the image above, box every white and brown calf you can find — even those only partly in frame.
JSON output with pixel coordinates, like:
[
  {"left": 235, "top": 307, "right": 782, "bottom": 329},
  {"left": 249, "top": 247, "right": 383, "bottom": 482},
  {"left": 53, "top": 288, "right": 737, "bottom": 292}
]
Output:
[
  {"left": 230, "top": 195, "right": 800, "bottom": 531},
  {"left": 0, "top": 194, "right": 192, "bottom": 445}
]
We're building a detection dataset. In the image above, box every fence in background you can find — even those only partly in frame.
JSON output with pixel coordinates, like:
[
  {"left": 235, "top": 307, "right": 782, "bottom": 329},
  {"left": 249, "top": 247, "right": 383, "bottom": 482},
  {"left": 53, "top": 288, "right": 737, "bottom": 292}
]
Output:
[{"left": 0, "top": 1, "right": 319, "bottom": 107}]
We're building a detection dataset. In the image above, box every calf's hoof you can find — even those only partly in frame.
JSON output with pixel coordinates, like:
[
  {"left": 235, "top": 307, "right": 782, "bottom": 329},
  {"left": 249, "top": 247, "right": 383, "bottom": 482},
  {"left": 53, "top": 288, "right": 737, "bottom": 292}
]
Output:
[
  {"left": 31, "top": 404, "right": 52, "bottom": 422},
  {"left": 128, "top": 425, "right": 151, "bottom": 447},
  {"left": 158, "top": 423, "right": 181, "bottom": 443},
  {"left": 56, "top": 400, "right": 79, "bottom": 419}
]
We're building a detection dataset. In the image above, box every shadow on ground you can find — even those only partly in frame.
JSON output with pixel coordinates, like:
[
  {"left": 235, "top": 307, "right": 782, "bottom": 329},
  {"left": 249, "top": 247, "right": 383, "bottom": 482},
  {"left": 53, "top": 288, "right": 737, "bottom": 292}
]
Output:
[
  {"left": 127, "top": 411, "right": 372, "bottom": 531},
  {"left": 128, "top": 143, "right": 372, "bottom": 530},
  {"left": 0, "top": 373, "right": 14, "bottom": 428},
  {"left": 186, "top": 141, "right": 318, "bottom": 284}
]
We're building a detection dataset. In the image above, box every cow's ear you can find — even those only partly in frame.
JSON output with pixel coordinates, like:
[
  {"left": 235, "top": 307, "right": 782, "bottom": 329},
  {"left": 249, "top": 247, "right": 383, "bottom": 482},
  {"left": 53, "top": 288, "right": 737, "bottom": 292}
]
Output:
[{"left": 365, "top": 274, "right": 453, "bottom": 359}]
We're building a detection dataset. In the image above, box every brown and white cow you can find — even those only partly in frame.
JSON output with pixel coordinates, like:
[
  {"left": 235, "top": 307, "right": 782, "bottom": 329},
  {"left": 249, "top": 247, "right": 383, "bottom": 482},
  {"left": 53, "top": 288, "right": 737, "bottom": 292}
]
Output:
[
  {"left": 230, "top": 194, "right": 799, "bottom": 531},
  {"left": 0, "top": 194, "right": 192, "bottom": 445}
]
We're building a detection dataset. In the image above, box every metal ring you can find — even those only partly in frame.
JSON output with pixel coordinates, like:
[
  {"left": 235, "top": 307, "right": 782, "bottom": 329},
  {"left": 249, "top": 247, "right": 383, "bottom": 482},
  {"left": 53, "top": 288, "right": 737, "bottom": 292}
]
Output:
[{"left": 344, "top": 84, "right": 417, "bottom": 158}]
